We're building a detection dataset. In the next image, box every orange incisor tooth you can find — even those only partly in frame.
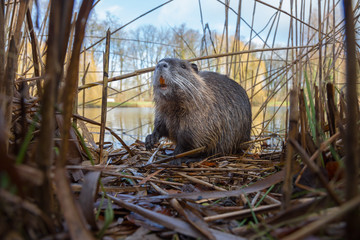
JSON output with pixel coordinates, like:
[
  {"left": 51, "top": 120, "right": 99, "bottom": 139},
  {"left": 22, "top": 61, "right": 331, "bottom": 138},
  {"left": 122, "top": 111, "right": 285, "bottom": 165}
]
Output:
[{"left": 159, "top": 76, "right": 165, "bottom": 85}]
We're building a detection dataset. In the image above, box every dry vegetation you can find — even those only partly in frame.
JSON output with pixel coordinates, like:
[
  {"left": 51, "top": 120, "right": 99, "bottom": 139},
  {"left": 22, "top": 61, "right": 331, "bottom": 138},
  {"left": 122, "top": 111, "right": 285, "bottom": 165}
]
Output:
[{"left": 0, "top": 0, "right": 360, "bottom": 239}]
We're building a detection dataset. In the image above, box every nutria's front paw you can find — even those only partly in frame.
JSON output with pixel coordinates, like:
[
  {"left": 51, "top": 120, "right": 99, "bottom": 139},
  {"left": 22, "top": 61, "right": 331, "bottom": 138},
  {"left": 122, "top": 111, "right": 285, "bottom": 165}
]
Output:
[{"left": 145, "top": 134, "right": 157, "bottom": 151}]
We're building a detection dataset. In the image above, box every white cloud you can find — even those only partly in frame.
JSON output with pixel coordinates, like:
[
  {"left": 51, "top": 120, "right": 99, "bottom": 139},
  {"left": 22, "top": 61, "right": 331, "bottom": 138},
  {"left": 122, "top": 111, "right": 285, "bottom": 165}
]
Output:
[
  {"left": 97, "top": 5, "right": 123, "bottom": 20},
  {"left": 156, "top": 0, "right": 200, "bottom": 28}
]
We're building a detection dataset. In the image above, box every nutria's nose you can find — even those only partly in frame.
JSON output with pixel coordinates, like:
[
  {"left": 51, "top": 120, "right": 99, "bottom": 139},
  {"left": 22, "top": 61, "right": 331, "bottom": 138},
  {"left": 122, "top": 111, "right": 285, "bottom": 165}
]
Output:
[{"left": 157, "top": 62, "right": 168, "bottom": 69}]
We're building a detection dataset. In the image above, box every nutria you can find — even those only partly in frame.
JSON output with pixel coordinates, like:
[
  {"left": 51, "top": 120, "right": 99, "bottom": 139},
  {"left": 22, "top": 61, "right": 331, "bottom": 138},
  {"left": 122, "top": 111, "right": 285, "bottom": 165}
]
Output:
[{"left": 145, "top": 58, "right": 251, "bottom": 157}]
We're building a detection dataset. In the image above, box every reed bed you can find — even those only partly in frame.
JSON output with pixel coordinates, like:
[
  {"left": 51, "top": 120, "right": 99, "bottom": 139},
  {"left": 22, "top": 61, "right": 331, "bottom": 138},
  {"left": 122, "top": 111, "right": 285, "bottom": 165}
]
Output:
[{"left": 0, "top": 0, "right": 359, "bottom": 239}]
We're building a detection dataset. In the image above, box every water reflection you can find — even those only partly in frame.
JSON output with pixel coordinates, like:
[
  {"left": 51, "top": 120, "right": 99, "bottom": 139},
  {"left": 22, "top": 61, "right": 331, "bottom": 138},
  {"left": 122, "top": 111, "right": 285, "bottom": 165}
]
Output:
[
  {"left": 80, "top": 105, "right": 287, "bottom": 149},
  {"left": 80, "top": 107, "right": 154, "bottom": 147},
  {"left": 252, "top": 105, "right": 287, "bottom": 136}
]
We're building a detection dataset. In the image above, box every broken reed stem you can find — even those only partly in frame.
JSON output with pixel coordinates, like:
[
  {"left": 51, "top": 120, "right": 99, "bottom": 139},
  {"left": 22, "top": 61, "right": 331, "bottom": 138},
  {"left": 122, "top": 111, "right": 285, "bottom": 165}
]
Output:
[
  {"left": 99, "top": 29, "right": 110, "bottom": 164},
  {"left": 343, "top": 0, "right": 360, "bottom": 239},
  {"left": 282, "top": 90, "right": 299, "bottom": 210}
]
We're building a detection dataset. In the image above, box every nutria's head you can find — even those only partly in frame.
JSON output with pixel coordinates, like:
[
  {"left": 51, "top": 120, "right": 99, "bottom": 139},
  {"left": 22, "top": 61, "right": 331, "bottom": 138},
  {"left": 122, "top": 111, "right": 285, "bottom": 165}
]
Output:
[{"left": 153, "top": 58, "right": 201, "bottom": 101}]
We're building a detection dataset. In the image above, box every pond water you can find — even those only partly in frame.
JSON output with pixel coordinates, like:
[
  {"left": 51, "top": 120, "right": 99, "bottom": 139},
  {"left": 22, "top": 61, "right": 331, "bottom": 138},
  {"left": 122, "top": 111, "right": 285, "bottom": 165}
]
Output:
[{"left": 79, "top": 105, "right": 287, "bottom": 149}]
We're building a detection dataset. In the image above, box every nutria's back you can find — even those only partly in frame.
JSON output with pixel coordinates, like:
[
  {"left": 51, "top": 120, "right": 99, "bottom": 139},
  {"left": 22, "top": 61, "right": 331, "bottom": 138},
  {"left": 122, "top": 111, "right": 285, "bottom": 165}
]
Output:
[{"left": 145, "top": 58, "right": 251, "bottom": 156}]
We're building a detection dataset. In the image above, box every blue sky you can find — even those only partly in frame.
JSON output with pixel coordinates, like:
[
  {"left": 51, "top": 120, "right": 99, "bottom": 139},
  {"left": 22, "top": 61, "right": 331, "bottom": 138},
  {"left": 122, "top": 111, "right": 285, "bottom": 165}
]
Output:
[
  {"left": 93, "top": 0, "right": 305, "bottom": 45},
  {"left": 91, "top": 0, "right": 345, "bottom": 47}
]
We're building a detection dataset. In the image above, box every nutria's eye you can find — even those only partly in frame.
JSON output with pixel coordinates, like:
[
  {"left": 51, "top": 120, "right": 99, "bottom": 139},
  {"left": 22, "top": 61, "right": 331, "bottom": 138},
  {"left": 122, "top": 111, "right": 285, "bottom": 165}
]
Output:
[{"left": 181, "top": 63, "right": 186, "bottom": 69}]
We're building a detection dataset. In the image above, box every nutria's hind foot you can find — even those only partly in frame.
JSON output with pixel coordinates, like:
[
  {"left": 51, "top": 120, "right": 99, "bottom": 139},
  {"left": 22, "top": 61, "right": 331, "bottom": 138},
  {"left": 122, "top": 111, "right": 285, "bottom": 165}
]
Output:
[{"left": 145, "top": 133, "right": 158, "bottom": 151}]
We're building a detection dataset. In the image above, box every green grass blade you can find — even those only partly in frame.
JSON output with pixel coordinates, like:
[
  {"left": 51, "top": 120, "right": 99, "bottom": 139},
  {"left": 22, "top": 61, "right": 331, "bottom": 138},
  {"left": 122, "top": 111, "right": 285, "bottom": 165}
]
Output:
[
  {"left": 255, "top": 185, "right": 275, "bottom": 208},
  {"left": 304, "top": 72, "right": 317, "bottom": 142},
  {"left": 72, "top": 123, "right": 95, "bottom": 165},
  {"left": 16, "top": 114, "right": 38, "bottom": 164}
]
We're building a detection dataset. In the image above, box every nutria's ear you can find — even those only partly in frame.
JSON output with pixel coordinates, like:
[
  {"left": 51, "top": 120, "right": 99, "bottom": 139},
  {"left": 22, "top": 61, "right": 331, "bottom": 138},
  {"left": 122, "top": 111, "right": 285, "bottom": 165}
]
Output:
[{"left": 191, "top": 63, "right": 198, "bottom": 73}]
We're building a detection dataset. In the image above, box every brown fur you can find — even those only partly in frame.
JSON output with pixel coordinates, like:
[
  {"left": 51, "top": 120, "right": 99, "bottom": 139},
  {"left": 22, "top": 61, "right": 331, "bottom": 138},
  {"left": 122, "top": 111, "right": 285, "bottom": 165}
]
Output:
[{"left": 145, "top": 58, "right": 252, "bottom": 156}]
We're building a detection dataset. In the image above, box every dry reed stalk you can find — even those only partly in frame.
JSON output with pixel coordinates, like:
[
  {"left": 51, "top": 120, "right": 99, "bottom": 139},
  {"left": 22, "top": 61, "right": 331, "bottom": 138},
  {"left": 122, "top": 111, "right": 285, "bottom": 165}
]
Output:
[
  {"left": 107, "top": 193, "right": 242, "bottom": 240},
  {"left": 255, "top": 0, "right": 320, "bottom": 33},
  {"left": 177, "top": 172, "right": 227, "bottom": 191},
  {"left": 54, "top": 167, "right": 95, "bottom": 239},
  {"left": 102, "top": 171, "right": 184, "bottom": 186},
  {"left": 38, "top": 1, "right": 50, "bottom": 51},
  {"left": 54, "top": 1, "right": 95, "bottom": 239},
  {"left": 282, "top": 90, "right": 299, "bottom": 209},
  {"left": 244, "top": 0, "right": 256, "bottom": 88},
  {"left": 59, "top": 0, "right": 87, "bottom": 167},
  {"left": 82, "top": 46, "right": 87, "bottom": 115},
  {"left": 0, "top": 0, "right": 5, "bottom": 113},
  {"left": 204, "top": 203, "right": 280, "bottom": 222},
  {"left": 283, "top": 195, "right": 360, "bottom": 240},
  {"left": 34, "top": 0, "right": 64, "bottom": 220},
  {"left": 299, "top": 89, "right": 307, "bottom": 149},
  {"left": 224, "top": 0, "right": 229, "bottom": 75},
  {"left": 343, "top": 0, "right": 360, "bottom": 239},
  {"left": 289, "top": 138, "right": 342, "bottom": 205},
  {"left": 82, "top": 0, "right": 174, "bottom": 53},
  {"left": 99, "top": 29, "right": 110, "bottom": 163},
  {"left": 198, "top": 0, "right": 210, "bottom": 68},
  {"left": 13, "top": 0, "right": 28, "bottom": 48},
  {"left": 58, "top": 6, "right": 76, "bottom": 92},
  {"left": 26, "top": 8, "right": 42, "bottom": 97},
  {"left": 326, "top": 83, "right": 337, "bottom": 137},
  {"left": 317, "top": 0, "right": 324, "bottom": 130},
  {"left": 314, "top": 85, "right": 321, "bottom": 152},
  {"left": 251, "top": 0, "right": 283, "bottom": 101},
  {"left": 78, "top": 45, "right": 316, "bottom": 91},
  {"left": 150, "top": 182, "right": 216, "bottom": 240},
  {"left": 229, "top": 0, "right": 241, "bottom": 79},
  {"left": 73, "top": 113, "right": 134, "bottom": 156},
  {"left": 3, "top": 37, "right": 17, "bottom": 152},
  {"left": 144, "top": 146, "right": 206, "bottom": 166},
  {"left": 7, "top": 0, "right": 17, "bottom": 46},
  {"left": 64, "top": 12, "right": 77, "bottom": 77}
]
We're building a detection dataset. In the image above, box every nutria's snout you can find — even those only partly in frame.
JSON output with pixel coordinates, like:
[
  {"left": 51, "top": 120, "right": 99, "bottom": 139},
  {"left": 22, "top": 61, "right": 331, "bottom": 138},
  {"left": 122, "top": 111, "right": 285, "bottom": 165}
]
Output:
[
  {"left": 154, "top": 60, "right": 170, "bottom": 91},
  {"left": 159, "top": 76, "right": 167, "bottom": 89},
  {"left": 153, "top": 74, "right": 168, "bottom": 90}
]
